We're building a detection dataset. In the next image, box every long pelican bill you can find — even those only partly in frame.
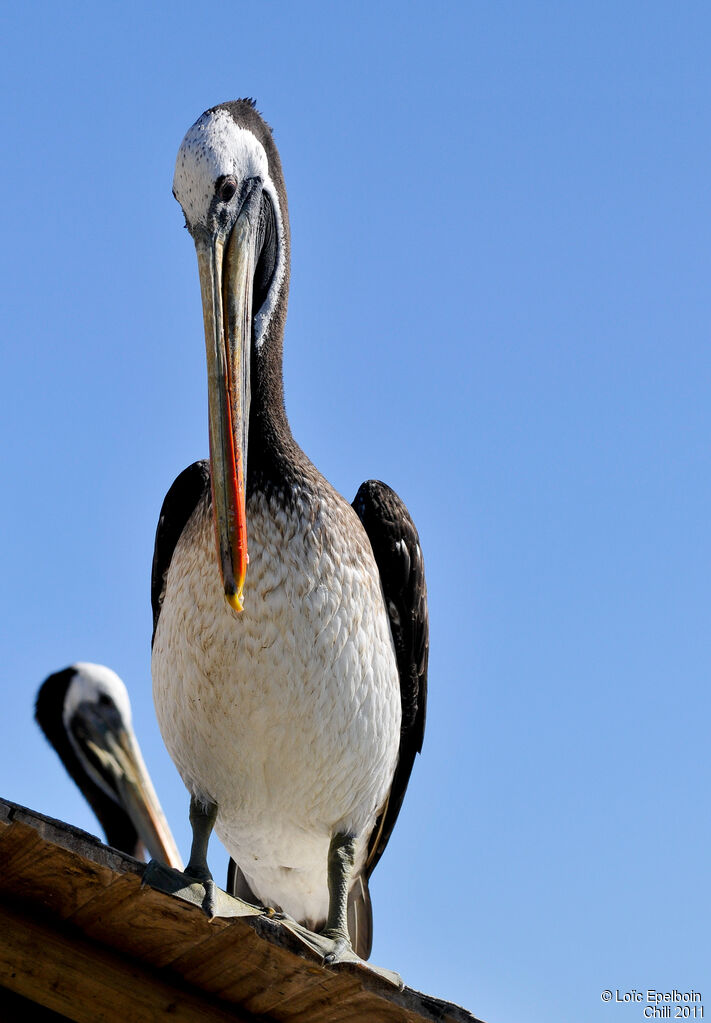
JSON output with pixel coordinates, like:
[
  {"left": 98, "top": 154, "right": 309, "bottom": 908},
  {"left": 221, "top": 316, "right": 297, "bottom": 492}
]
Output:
[
  {"left": 195, "top": 203, "right": 257, "bottom": 613},
  {"left": 72, "top": 701, "right": 183, "bottom": 869}
]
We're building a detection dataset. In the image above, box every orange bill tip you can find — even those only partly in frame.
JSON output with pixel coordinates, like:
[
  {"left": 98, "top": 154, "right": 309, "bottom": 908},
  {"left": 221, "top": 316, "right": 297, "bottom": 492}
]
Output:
[{"left": 225, "top": 586, "right": 245, "bottom": 614}]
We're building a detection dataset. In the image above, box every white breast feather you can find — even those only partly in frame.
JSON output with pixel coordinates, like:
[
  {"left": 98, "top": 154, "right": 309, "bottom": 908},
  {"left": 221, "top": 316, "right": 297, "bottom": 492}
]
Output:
[{"left": 152, "top": 484, "right": 401, "bottom": 927}]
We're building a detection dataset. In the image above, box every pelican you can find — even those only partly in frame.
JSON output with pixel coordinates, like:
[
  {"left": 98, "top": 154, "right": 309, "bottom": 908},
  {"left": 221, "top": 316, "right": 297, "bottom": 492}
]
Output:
[
  {"left": 35, "top": 662, "right": 182, "bottom": 868},
  {"left": 152, "top": 100, "right": 428, "bottom": 961}
]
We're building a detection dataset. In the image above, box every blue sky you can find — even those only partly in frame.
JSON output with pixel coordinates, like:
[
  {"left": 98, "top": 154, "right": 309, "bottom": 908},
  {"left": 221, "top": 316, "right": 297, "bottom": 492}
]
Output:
[{"left": 1, "top": 3, "right": 709, "bottom": 1021}]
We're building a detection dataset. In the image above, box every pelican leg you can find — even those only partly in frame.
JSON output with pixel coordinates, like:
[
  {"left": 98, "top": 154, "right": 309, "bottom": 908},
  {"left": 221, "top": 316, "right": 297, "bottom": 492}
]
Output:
[
  {"left": 321, "top": 832, "right": 357, "bottom": 963},
  {"left": 185, "top": 795, "right": 218, "bottom": 917}
]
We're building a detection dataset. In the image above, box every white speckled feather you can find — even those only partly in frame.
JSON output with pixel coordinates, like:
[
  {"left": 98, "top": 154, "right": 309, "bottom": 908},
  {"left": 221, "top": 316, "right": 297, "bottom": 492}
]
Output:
[{"left": 152, "top": 481, "right": 401, "bottom": 928}]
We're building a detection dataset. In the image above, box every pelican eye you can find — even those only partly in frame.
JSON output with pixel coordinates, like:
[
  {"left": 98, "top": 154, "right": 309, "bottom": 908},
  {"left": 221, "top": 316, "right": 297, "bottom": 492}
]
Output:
[{"left": 216, "top": 175, "right": 238, "bottom": 202}]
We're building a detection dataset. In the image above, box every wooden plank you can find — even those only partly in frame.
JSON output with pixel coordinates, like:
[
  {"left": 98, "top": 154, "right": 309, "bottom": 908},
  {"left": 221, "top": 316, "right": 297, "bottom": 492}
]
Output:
[
  {"left": 0, "top": 801, "right": 484, "bottom": 1023},
  {"left": 241, "top": 958, "right": 349, "bottom": 1017},
  {"left": 67, "top": 873, "right": 144, "bottom": 930},
  {"left": 0, "top": 822, "right": 46, "bottom": 878},
  {"left": 263, "top": 978, "right": 368, "bottom": 1023},
  {"left": 217, "top": 937, "right": 337, "bottom": 1016},
  {"left": 159, "top": 900, "right": 373, "bottom": 1021},
  {"left": 0, "top": 821, "right": 120, "bottom": 919},
  {"left": 0, "top": 802, "right": 141, "bottom": 877},
  {"left": 284, "top": 986, "right": 412, "bottom": 1023},
  {"left": 0, "top": 902, "right": 254, "bottom": 1023},
  {"left": 168, "top": 912, "right": 342, "bottom": 1016},
  {"left": 170, "top": 918, "right": 275, "bottom": 998},
  {"left": 0, "top": 983, "right": 73, "bottom": 1021},
  {"left": 70, "top": 876, "right": 228, "bottom": 969},
  {"left": 197, "top": 915, "right": 361, "bottom": 1018}
]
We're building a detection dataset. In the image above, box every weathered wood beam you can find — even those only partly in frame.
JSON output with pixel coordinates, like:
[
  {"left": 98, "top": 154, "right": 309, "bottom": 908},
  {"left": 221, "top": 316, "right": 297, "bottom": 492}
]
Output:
[
  {"left": 0, "top": 799, "right": 482, "bottom": 1023},
  {"left": 0, "top": 900, "right": 254, "bottom": 1023}
]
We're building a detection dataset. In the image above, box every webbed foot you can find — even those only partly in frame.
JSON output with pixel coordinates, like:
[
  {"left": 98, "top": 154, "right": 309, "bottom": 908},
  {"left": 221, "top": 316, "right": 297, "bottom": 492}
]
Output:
[
  {"left": 321, "top": 927, "right": 353, "bottom": 965},
  {"left": 184, "top": 865, "right": 217, "bottom": 917},
  {"left": 278, "top": 918, "right": 403, "bottom": 986}
]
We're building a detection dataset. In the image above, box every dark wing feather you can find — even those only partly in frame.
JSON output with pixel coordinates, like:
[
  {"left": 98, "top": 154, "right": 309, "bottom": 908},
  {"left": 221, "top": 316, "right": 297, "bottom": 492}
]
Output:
[
  {"left": 226, "top": 859, "right": 261, "bottom": 904},
  {"left": 352, "top": 479, "right": 428, "bottom": 881},
  {"left": 151, "top": 460, "right": 210, "bottom": 645}
]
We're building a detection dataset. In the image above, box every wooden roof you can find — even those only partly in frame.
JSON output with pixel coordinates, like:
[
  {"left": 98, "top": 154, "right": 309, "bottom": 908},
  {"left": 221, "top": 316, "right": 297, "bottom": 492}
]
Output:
[{"left": 0, "top": 799, "right": 483, "bottom": 1023}]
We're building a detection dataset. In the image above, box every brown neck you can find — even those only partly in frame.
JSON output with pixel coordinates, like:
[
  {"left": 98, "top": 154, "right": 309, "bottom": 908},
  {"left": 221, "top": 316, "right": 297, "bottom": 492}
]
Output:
[{"left": 247, "top": 282, "right": 310, "bottom": 496}]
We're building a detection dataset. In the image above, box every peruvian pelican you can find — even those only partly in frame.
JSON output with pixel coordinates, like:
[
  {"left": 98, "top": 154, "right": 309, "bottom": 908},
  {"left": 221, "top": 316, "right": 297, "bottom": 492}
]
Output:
[
  {"left": 152, "top": 100, "right": 428, "bottom": 961},
  {"left": 36, "top": 662, "right": 182, "bottom": 868}
]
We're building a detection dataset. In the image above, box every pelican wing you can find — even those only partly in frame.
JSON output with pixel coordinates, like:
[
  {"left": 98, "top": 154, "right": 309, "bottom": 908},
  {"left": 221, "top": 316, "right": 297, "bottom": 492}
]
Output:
[
  {"left": 352, "top": 479, "right": 429, "bottom": 879},
  {"left": 151, "top": 460, "right": 211, "bottom": 644}
]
